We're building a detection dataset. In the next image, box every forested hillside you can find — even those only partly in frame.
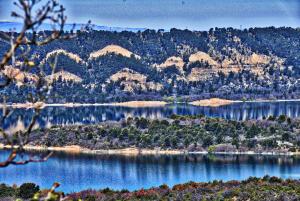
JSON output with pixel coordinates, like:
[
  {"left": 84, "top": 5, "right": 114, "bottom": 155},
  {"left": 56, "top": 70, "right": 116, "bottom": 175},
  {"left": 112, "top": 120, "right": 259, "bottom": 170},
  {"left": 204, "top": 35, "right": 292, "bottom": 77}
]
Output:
[{"left": 1, "top": 27, "right": 300, "bottom": 103}]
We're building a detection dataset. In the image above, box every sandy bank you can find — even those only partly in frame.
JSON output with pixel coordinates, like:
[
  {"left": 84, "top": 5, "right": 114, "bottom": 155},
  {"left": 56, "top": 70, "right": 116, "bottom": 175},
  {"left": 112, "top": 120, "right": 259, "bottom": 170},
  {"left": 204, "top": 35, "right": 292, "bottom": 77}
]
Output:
[
  {"left": 1, "top": 144, "right": 298, "bottom": 156},
  {"left": 190, "top": 98, "right": 239, "bottom": 107},
  {"left": 1, "top": 99, "right": 300, "bottom": 109},
  {"left": 0, "top": 102, "right": 46, "bottom": 109},
  {"left": 245, "top": 99, "right": 300, "bottom": 103},
  {"left": 2, "top": 145, "right": 183, "bottom": 155},
  {"left": 106, "top": 101, "right": 167, "bottom": 108},
  {"left": 0, "top": 101, "right": 168, "bottom": 109}
]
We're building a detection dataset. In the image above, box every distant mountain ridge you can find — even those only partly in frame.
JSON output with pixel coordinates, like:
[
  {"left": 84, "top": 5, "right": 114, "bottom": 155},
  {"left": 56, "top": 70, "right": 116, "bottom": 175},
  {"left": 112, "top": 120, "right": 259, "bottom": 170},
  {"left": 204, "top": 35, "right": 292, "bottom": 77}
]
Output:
[
  {"left": 0, "top": 27, "right": 300, "bottom": 103},
  {"left": 0, "top": 21, "right": 146, "bottom": 32}
]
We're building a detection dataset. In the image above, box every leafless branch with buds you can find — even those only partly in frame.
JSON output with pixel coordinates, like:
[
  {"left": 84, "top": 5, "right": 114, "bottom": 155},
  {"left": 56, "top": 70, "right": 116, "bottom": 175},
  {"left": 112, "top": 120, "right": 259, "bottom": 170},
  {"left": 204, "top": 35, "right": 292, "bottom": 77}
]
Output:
[{"left": 0, "top": 0, "right": 84, "bottom": 168}]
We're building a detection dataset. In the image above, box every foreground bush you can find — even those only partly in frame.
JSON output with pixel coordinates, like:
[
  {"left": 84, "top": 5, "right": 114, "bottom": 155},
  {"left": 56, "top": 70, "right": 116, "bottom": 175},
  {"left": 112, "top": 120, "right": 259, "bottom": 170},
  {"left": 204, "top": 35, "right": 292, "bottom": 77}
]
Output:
[
  {"left": 2, "top": 176, "right": 300, "bottom": 200},
  {"left": 66, "top": 177, "right": 300, "bottom": 201},
  {"left": 0, "top": 184, "right": 16, "bottom": 198},
  {"left": 18, "top": 183, "right": 40, "bottom": 199}
]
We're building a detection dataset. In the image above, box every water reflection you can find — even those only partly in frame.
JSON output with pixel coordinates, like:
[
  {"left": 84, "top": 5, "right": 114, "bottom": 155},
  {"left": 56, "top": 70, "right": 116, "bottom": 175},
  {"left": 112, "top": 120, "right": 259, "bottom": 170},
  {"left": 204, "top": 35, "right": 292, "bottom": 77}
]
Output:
[
  {"left": 2, "top": 101, "right": 300, "bottom": 129},
  {"left": 0, "top": 151, "right": 300, "bottom": 193}
]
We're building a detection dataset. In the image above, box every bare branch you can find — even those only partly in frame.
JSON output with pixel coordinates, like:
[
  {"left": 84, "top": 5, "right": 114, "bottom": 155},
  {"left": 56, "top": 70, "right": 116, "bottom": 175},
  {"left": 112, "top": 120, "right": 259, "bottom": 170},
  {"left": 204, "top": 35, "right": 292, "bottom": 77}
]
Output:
[
  {"left": 0, "top": 0, "right": 83, "bottom": 168},
  {"left": 0, "top": 149, "right": 53, "bottom": 167},
  {"left": 0, "top": 0, "right": 73, "bottom": 70},
  {"left": 0, "top": 0, "right": 90, "bottom": 169}
]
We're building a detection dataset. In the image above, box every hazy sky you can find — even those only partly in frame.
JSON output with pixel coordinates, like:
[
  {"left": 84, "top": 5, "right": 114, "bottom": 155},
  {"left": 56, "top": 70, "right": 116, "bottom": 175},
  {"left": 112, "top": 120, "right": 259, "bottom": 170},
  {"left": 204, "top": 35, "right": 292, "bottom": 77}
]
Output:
[{"left": 0, "top": 0, "right": 299, "bottom": 30}]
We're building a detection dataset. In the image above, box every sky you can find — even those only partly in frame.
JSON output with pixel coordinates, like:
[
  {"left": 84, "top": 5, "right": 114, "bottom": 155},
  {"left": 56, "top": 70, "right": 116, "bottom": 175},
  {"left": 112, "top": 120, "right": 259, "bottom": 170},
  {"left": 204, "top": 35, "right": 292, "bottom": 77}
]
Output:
[{"left": 0, "top": 0, "right": 299, "bottom": 30}]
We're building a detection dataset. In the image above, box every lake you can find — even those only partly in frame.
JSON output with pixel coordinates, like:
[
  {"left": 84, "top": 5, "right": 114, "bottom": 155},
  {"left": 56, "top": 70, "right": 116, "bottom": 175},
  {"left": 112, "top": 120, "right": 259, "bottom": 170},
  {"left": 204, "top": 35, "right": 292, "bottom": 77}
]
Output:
[
  {"left": 2, "top": 101, "right": 300, "bottom": 193},
  {"left": 3, "top": 101, "right": 300, "bottom": 130},
  {"left": 0, "top": 151, "right": 300, "bottom": 193}
]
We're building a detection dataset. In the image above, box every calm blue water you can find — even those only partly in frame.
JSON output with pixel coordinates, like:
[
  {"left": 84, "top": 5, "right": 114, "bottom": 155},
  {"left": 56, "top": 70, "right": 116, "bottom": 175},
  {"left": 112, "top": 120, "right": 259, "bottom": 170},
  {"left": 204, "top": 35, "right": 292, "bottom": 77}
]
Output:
[
  {"left": 0, "top": 151, "right": 300, "bottom": 193},
  {"left": 3, "top": 101, "right": 300, "bottom": 130},
  {"left": 1, "top": 102, "right": 300, "bottom": 192}
]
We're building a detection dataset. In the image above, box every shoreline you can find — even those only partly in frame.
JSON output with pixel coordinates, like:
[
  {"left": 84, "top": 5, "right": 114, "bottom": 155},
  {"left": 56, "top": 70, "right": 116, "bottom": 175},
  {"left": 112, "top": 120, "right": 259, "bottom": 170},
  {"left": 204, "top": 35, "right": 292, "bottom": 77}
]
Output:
[
  {"left": 0, "top": 98, "right": 300, "bottom": 109},
  {"left": 190, "top": 98, "right": 238, "bottom": 107},
  {"left": 0, "top": 101, "right": 168, "bottom": 109},
  {"left": 1, "top": 145, "right": 299, "bottom": 156}
]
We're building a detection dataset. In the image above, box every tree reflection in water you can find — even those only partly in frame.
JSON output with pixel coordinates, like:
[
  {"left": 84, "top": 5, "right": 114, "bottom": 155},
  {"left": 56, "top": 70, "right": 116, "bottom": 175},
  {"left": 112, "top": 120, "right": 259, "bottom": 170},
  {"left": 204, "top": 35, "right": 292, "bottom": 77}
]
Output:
[
  {"left": 0, "top": 150, "right": 299, "bottom": 193},
  {"left": 2, "top": 101, "right": 300, "bottom": 130}
]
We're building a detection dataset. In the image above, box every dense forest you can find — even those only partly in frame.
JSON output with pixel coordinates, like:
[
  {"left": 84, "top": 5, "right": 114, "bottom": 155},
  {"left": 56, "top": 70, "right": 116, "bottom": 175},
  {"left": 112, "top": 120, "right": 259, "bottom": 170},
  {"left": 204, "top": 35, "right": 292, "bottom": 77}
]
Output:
[
  {"left": 24, "top": 115, "right": 300, "bottom": 153},
  {"left": 1, "top": 27, "right": 300, "bottom": 103}
]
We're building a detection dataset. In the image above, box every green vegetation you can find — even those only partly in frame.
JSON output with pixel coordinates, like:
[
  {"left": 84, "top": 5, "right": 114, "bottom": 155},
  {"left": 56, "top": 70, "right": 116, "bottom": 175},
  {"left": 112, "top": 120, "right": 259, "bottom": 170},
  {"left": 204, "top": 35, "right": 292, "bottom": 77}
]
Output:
[
  {"left": 2, "top": 176, "right": 300, "bottom": 200},
  {"left": 1, "top": 27, "right": 300, "bottom": 103},
  {"left": 0, "top": 182, "right": 63, "bottom": 200},
  {"left": 0, "top": 183, "right": 41, "bottom": 200},
  {"left": 69, "top": 176, "right": 300, "bottom": 201},
  {"left": 27, "top": 115, "right": 300, "bottom": 153},
  {"left": 18, "top": 183, "right": 40, "bottom": 199},
  {"left": 0, "top": 184, "right": 16, "bottom": 198}
]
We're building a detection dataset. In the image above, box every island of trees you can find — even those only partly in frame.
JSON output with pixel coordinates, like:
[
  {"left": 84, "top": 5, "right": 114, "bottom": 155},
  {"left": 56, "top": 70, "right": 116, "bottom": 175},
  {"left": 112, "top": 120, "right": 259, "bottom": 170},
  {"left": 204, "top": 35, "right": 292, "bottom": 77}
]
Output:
[{"left": 16, "top": 114, "right": 300, "bottom": 154}]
